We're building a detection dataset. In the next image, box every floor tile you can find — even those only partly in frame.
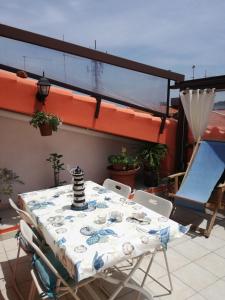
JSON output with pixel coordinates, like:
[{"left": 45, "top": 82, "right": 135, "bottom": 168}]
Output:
[
  {"left": 211, "top": 224, "right": 225, "bottom": 240},
  {"left": 0, "top": 252, "right": 8, "bottom": 263},
  {"left": 139, "top": 257, "right": 167, "bottom": 280},
  {"left": 0, "top": 287, "right": 19, "bottom": 300},
  {"left": 153, "top": 248, "right": 190, "bottom": 272},
  {"left": 186, "top": 293, "right": 206, "bottom": 300},
  {"left": 83, "top": 283, "right": 107, "bottom": 300},
  {"left": 192, "top": 235, "right": 225, "bottom": 251},
  {"left": 173, "top": 240, "right": 209, "bottom": 261},
  {"left": 8, "top": 256, "right": 31, "bottom": 274},
  {"left": 0, "top": 277, "right": 13, "bottom": 290},
  {"left": 215, "top": 245, "right": 225, "bottom": 259},
  {"left": 0, "top": 242, "right": 5, "bottom": 254},
  {"left": 0, "top": 262, "right": 11, "bottom": 280},
  {"left": 91, "top": 272, "right": 147, "bottom": 300},
  {"left": 170, "top": 234, "right": 191, "bottom": 247},
  {"left": 146, "top": 273, "right": 195, "bottom": 299},
  {"left": 17, "top": 280, "right": 32, "bottom": 300},
  {"left": 2, "top": 239, "right": 18, "bottom": 252},
  {"left": 5, "top": 248, "right": 27, "bottom": 261},
  {"left": 196, "top": 253, "right": 225, "bottom": 278},
  {"left": 132, "top": 268, "right": 146, "bottom": 285},
  {"left": 13, "top": 261, "right": 32, "bottom": 283},
  {"left": 117, "top": 256, "right": 167, "bottom": 283},
  {"left": 172, "top": 206, "right": 209, "bottom": 229},
  {"left": 117, "top": 291, "right": 149, "bottom": 299},
  {"left": 174, "top": 263, "right": 217, "bottom": 292},
  {"left": 200, "top": 279, "right": 225, "bottom": 299}
]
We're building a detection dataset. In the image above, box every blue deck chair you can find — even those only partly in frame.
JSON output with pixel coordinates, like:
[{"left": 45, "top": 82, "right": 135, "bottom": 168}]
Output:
[{"left": 169, "top": 140, "right": 225, "bottom": 237}]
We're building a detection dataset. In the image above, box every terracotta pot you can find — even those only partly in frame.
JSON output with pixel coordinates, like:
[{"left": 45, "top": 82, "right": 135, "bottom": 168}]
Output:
[
  {"left": 111, "top": 164, "right": 126, "bottom": 171},
  {"left": 108, "top": 166, "right": 140, "bottom": 190},
  {"left": 144, "top": 182, "right": 175, "bottom": 197},
  {"left": 16, "top": 70, "right": 28, "bottom": 78},
  {"left": 39, "top": 123, "right": 52, "bottom": 136}
]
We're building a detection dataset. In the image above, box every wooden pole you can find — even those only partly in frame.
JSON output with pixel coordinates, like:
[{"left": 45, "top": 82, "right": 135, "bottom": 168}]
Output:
[{"left": 181, "top": 136, "right": 201, "bottom": 184}]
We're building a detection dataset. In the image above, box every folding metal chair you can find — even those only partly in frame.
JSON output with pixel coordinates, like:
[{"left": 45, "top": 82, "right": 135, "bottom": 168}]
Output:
[
  {"left": 133, "top": 190, "right": 173, "bottom": 295},
  {"left": 20, "top": 220, "right": 96, "bottom": 300},
  {"left": 9, "top": 198, "right": 44, "bottom": 287}
]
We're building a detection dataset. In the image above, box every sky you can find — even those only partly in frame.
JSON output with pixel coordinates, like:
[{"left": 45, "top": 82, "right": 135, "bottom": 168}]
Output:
[{"left": 1, "top": 0, "right": 225, "bottom": 80}]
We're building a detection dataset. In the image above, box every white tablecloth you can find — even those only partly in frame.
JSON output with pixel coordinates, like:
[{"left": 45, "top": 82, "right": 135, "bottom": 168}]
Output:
[{"left": 19, "top": 181, "right": 188, "bottom": 282}]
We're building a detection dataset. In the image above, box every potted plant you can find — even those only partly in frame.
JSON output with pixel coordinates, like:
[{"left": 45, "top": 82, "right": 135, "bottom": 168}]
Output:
[
  {"left": 138, "top": 142, "right": 167, "bottom": 187},
  {"left": 46, "top": 153, "right": 67, "bottom": 187},
  {"left": 0, "top": 168, "right": 24, "bottom": 210},
  {"left": 30, "top": 111, "right": 62, "bottom": 136},
  {"left": 108, "top": 147, "right": 140, "bottom": 190}
]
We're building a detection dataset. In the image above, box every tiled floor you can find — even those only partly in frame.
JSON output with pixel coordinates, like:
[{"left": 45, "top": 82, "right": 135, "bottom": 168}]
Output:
[{"left": 0, "top": 207, "right": 225, "bottom": 300}]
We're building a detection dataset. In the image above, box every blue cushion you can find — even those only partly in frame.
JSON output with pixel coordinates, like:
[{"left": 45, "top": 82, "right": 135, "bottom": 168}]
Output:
[
  {"left": 32, "top": 249, "right": 71, "bottom": 299},
  {"left": 175, "top": 141, "right": 225, "bottom": 211},
  {"left": 15, "top": 230, "right": 34, "bottom": 254}
]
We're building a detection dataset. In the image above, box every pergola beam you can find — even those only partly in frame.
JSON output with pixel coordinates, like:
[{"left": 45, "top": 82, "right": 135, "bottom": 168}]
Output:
[
  {"left": 0, "top": 24, "right": 184, "bottom": 82},
  {"left": 171, "top": 75, "right": 225, "bottom": 90}
]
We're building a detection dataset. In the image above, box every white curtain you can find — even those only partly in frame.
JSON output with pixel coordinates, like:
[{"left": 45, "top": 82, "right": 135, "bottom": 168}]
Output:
[{"left": 180, "top": 89, "right": 215, "bottom": 141}]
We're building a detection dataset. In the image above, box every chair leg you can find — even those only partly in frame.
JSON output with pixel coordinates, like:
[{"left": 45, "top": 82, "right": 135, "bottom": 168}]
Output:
[
  {"left": 205, "top": 205, "right": 219, "bottom": 238},
  {"left": 140, "top": 250, "right": 156, "bottom": 288},
  {"left": 162, "top": 247, "right": 173, "bottom": 291},
  {"left": 138, "top": 248, "right": 173, "bottom": 297},
  {"left": 136, "top": 251, "right": 157, "bottom": 300}
]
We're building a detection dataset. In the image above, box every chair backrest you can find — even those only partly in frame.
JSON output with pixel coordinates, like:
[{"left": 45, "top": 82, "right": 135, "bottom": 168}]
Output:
[
  {"left": 20, "top": 220, "right": 67, "bottom": 286},
  {"left": 177, "top": 140, "right": 225, "bottom": 205},
  {"left": 103, "top": 178, "right": 131, "bottom": 198},
  {"left": 9, "top": 198, "right": 38, "bottom": 228},
  {"left": 133, "top": 190, "right": 173, "bottom": 218}
]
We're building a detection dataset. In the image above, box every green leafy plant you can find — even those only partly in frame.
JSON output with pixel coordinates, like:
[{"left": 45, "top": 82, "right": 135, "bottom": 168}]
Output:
[
  {"left": 108, "top": 147, "right": 139, "bottom": 171},
  {"left": 46, "top": 153, "right": 66, "bottom": 187},
  {"left": 0, "top": 168, "right": 24, "bottom": 196},
  {"left": 30, "top": 111, "right": 62, "bottom": 131},
  {"left": 138, "top": 143, "right": 167, "bottom": 171},
  {"left": 138, "top": 143, "right": 167, "bottom": 186}
]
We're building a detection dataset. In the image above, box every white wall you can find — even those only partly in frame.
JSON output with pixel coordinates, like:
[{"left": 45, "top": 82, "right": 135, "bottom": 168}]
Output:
[{"left": 0, "top": 110, "right": 139, "bottom": 205}]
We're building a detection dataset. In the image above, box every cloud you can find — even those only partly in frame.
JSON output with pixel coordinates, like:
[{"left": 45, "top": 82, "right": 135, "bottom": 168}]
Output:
[{"left": 1, "top": 0, "right": 225, "bottom": 78}]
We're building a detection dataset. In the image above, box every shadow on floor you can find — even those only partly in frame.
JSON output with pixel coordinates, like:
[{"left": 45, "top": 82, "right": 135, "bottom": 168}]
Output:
[
  {"left": 171, "top": 205, "right": 225, "bottom": 238},
  {"left": 0, "top": 207, "right": 19, "bottom": 231},
  {"left": 1, "top": 252, "right": 32, "bottom": 300}
]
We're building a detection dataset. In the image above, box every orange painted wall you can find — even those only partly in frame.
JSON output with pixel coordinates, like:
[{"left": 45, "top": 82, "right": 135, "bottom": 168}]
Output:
[{"left": 0, "top": 70, "right": 177, "bottom": 174}]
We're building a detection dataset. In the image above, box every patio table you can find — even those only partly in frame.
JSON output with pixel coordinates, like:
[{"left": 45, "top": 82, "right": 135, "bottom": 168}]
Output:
[{"left": 18, "top": 181, "right": 188, "bottom": 299}]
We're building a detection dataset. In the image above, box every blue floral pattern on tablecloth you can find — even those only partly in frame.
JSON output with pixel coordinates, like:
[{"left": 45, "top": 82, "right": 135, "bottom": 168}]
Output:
[{"left": 19, "top": 181, "right": 189, "bottom": 283}]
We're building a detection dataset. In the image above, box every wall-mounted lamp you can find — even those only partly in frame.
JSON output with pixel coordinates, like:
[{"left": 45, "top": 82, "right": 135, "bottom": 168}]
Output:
[{"left": 36, "top": 72, "right": 51, "bottom": 104}]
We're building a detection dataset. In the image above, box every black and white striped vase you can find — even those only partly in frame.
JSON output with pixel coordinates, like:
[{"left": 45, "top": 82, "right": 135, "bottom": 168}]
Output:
[{"left": 70, "top": 166, "right": 88, "bottom": 211}]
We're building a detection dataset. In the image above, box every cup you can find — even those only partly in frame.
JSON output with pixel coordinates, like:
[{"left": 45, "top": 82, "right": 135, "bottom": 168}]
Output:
[
  {"left": 109, "top": 211, "right": 123, "bottom": 222},
  {"left": 95, "top": 213, "right": 107, "bottom": 224},
  {"left": 131, "top": 212, "right": 146, "bottom": 220}
]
